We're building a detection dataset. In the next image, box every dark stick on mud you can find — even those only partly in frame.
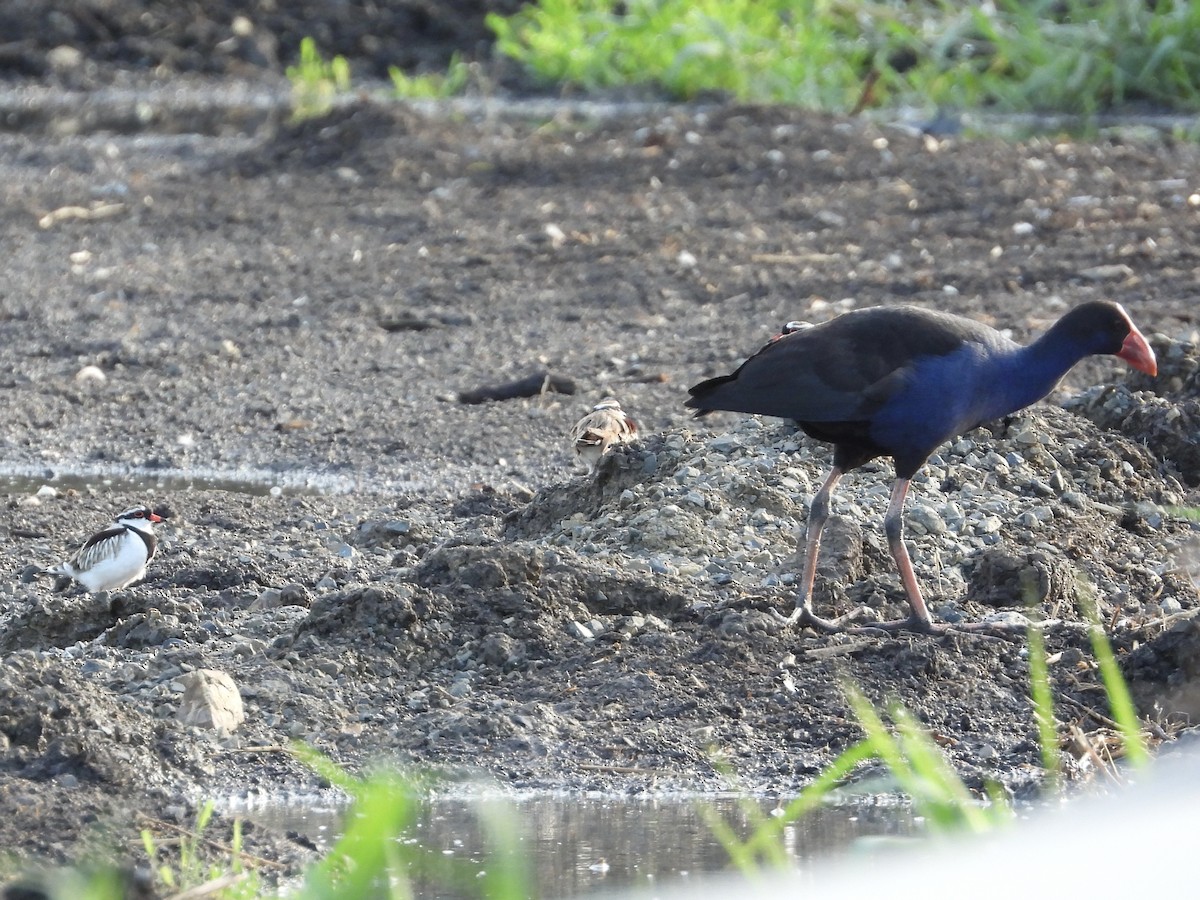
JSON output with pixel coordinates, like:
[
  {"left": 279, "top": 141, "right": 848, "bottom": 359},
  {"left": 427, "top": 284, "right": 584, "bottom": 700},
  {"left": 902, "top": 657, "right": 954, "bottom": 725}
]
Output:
[{"left": 458, "top": 371, "right": 577, "bottom": 404}]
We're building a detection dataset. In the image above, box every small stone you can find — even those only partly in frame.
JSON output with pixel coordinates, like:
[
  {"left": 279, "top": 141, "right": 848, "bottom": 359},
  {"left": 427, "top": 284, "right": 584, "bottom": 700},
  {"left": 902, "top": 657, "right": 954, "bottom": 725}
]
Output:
[
  {"left": 907, "top": 505, "right": 946, "bottom": 536},
  {"left": 250, "top": 588, "right": 284, "bottom": 610},
  {"left": 974, "top": 516, "right": 1003, "bottom": 535},
  {"left": 47, "top": 45, "right": 84, "bottom": 71},
  {"left": 708, "top": 435, "right": 741, "bottom": 454},
  {"left": 980, "top": 610, "right": 1033, "bottom": 629},
  {"left": 569, "top": 620, "right": 594, "bottom": 641},
  {"left": 1078, "top": 263, "right": 1133, "bottom": 281}
]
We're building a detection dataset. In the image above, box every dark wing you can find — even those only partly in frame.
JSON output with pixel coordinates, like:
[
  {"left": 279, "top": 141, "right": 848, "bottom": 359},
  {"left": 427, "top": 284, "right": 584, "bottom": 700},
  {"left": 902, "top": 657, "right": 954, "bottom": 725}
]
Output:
[{"left": 686, "top": 306, "right": 987, "bottom": 423}]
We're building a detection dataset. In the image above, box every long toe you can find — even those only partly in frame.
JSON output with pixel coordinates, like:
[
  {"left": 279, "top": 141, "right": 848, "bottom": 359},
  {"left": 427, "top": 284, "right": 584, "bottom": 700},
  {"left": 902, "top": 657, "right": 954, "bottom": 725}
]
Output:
[
  {"left": 952, "top": 617, "right": 1030, "bottom": 638},
  {"left": 850, "top": 614, "right": 945, "bottom": 635},
  {"left": 782, "top": 606, "right": 874, "bottom": 634},
  {"left": 849, "top": 615, "right": 1027, "bottom": 640},
  {"left": 779, "top": 606, "right": 1028, "bottom": 639}
]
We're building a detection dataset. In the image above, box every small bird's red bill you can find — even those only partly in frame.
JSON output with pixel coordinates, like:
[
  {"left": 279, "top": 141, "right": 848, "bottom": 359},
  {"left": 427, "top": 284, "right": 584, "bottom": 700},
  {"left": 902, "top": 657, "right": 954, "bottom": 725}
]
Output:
[{"left": 1118, "top": 327, "right": 1157, "bottom": 376}]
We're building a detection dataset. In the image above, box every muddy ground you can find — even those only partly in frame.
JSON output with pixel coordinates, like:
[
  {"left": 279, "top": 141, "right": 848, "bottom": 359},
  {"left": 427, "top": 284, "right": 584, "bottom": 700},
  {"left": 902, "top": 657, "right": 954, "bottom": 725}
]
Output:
[{"left": 1, "top": 1, "right": 1200, "bottom": 888}]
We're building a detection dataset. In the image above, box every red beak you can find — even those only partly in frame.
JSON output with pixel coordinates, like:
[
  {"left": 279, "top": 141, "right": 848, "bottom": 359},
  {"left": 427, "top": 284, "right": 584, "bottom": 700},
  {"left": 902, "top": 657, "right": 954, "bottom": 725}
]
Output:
[
  {"left": 1117, "top": 326, "right": 1157, "bottom": 376},
  {"left": 150, "top": 512, "right": 164, "bottom": 523}
]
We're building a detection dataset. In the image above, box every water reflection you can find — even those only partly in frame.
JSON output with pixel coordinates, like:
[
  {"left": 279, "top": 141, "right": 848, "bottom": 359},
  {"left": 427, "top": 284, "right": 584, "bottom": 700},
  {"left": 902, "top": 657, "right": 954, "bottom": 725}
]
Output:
[
  {"left": 239, "top": 793, "right": 917, "bottom": 898},
  {"left": 0, "top": 462, "right": 391, "bottom": 497}
]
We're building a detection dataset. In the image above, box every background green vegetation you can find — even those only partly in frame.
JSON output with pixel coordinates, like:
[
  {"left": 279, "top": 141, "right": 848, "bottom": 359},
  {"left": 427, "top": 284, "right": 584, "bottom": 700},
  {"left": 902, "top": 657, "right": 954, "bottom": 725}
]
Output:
[
  {"left": 290, "top": 1, "right": 1200, "bottom": 119},
  {"left": 487, "top": 0, "right": 1200, "bottom": 114}
]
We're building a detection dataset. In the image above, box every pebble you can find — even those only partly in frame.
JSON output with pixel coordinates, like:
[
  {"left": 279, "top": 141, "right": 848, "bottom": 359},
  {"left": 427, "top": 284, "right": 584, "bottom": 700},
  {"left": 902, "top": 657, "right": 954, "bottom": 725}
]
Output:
[
  {"left": 973, "top": 515, "right": 1003, "bottom": 535},
  {"left": 907, "top": 505, "right": 947, "bottom": 536},
  {"left": 569, "top": 621, "right": 594, "bottom": 641},
  {"left": 251, "top": 588, "right": 283, "bottom": 610},
  {"left": 1016, "top": 507, "right": 1054, "bottom": 528},
  {"left": 708, "top": 435, "right": 741, "bottom": 454},
  {"left": 1061, "top": 491, "right": 1087, "bottom": 510}
]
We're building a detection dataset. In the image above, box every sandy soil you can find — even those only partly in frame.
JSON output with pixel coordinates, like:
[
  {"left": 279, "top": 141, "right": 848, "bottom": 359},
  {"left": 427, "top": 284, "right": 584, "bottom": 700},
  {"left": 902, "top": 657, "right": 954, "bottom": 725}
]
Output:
[{"left": 0, "top": 0, "right": 1199, "bottom": 885}]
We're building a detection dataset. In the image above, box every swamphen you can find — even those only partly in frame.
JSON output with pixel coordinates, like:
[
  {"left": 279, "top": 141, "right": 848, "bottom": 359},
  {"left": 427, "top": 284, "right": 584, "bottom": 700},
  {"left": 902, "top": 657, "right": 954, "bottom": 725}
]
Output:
[{"left": 686, "top": 300, "right": 1158, "bottom": 633}]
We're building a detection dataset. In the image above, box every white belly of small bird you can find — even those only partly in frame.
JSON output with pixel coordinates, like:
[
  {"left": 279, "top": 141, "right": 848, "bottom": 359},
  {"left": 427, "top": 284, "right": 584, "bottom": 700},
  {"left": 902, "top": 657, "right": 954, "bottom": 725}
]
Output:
[{"left": 52, "top": 531, "right": 151, "bottom": 592}]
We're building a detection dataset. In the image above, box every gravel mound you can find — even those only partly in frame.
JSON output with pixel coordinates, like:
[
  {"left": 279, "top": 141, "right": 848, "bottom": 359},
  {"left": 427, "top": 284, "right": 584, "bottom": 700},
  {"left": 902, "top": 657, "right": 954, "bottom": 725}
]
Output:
[{"left": 1068, "top": 336, "right": 1200, "bottom": 486}]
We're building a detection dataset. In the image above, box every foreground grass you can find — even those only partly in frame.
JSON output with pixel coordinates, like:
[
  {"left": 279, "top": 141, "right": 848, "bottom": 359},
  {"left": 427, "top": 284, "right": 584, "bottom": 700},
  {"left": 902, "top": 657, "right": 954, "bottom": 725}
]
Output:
[
  {"left": 704, "top": 601, "right": 1150, "bottom": 873},
  {"left": 293, "top": 745, "right": 530, "bottom": 900}
]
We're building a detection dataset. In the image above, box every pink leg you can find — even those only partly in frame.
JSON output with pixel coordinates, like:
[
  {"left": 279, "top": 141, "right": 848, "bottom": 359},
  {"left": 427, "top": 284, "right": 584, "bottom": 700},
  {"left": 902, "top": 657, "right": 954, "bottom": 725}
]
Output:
[
  {"left": 780, "top": 474, "right": 1023, "bottom": 638},
  {"left": 884, "top": 478, "right": 935, "bottom": 630},
  {"left": 780, "top": 467, "right": 843, "bottom": 628}
]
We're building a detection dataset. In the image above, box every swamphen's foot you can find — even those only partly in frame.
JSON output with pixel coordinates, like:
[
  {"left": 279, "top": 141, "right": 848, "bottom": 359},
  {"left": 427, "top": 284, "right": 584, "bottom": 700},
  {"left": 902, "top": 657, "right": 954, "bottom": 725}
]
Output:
[{"left": 774, "top": 605, "right": 1028, "bottom": 639}]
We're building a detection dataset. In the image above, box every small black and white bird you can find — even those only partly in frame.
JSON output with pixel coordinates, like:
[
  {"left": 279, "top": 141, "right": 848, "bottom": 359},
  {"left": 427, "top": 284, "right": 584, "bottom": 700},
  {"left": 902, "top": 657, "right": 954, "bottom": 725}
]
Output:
[
  {"left": 571, "top": 398, "right": 638, "bottom": 472},
  {"left": 43, "top": 505, "right": 163, "bottom": 593}
]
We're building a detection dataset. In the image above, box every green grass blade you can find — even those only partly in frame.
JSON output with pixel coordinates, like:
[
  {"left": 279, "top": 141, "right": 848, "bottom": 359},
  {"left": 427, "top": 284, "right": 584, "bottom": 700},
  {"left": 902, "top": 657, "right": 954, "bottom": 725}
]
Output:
[
  {"left": 1027, "top": 622, "right": 1062, "bottom": 788},
  {"left": 475, "top": 796, "right": 535, "bottom": 900},
  {"left": 705, "top": 737, "right": 878, "bottom": 873},
  {"left": 1077, "top": 579, "right": 1151, "bottom": 769},
  {"left": 890, "top": 705, "right": 1003, "bottom": 833}
]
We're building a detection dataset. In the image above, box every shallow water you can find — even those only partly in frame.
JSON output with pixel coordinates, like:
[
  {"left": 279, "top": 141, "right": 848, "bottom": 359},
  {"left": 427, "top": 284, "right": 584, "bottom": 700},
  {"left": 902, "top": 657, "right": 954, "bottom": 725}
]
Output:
[
  {"left": 234, "top": 792, "right": 917, "bottom": 898},
  {"left": 0, "top": 462, "right": 421, "bottom": 498},
  {"left": 2, "top": 78, "right": 1197, "bottom": 140}
]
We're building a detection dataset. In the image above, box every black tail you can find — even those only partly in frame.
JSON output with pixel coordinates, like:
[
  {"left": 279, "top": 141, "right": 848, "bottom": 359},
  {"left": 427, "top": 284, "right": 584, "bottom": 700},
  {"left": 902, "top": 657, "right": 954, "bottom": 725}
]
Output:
[{"left": 684, "top": 373, "right": 738, "bottom": 417}]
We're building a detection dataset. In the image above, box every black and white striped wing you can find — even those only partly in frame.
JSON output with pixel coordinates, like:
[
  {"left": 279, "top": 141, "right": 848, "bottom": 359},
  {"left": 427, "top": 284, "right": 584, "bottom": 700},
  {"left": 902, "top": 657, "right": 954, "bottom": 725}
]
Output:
[{"left": 69, "top": 526, "right": 129, "bottom": 572}]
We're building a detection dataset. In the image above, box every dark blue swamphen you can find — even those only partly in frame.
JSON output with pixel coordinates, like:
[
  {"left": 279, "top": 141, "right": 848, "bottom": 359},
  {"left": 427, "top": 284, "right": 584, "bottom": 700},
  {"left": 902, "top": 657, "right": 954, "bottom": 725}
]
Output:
[{"left": 686, "top": 300, "right": 1158, "bottom": 634}]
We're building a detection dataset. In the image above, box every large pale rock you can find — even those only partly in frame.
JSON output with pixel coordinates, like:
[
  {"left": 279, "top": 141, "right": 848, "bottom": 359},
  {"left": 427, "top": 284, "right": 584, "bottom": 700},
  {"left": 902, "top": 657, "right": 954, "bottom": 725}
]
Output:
[{"left": 176, "top": 669, "right": 245, "bottom": 735}]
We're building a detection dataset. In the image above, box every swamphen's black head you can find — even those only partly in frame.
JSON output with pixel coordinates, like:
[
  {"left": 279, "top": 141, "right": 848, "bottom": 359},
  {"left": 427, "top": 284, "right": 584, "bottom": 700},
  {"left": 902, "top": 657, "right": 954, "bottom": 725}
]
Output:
[{"left": 1044, "top": 300, "right": 1157, "bottom": 376}]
